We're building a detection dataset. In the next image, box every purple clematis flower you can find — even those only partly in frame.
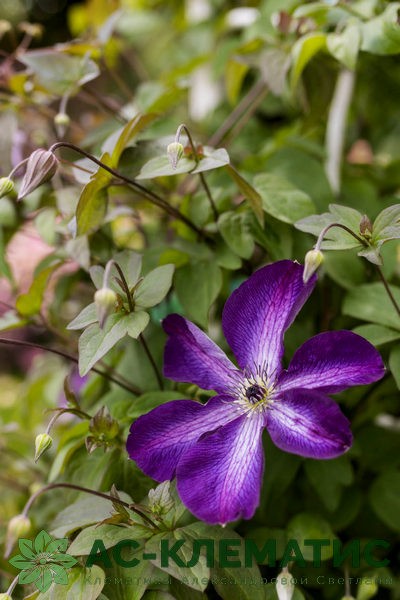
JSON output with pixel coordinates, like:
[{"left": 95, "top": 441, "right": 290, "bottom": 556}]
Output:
[{"left": 127, "top": 260, "right": 384, "bottom": 525}]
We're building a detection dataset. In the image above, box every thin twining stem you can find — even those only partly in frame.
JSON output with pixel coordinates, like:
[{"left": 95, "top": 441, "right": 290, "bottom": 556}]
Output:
[
  {"left": 315, "top": 222, "right": 400, "bottom": 318},
  {"left": 0, "top": 337, "right": 142, "bottom": 396},
  {"left": 49, "top": 142, "right": 204, "bottom": 237},
  {"left": 175, "top": 124, "right": 218, "bottom": 221},
  {"left": 21, "top": 483, "right": 156, "bottom": 528},
  {"left": 105, "top": 260, "right": 164, "bottom": 389}
]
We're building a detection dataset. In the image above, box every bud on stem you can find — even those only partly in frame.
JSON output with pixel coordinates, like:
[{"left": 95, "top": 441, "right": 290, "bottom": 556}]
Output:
[
  {"left": 17, "top": 149, "right": 59, "bottom": 200},
  {"left": 303, "top": 249, "right": 324, "bottom": 283}
]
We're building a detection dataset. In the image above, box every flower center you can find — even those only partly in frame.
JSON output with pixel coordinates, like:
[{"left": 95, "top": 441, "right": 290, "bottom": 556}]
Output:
[{"left": 232, "top": 374, "right": 276, "bottom": 416}]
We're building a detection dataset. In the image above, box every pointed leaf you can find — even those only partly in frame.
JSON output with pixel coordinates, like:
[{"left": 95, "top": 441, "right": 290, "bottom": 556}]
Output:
[
  {"left": 18, "top": 539, "right": 35, "bottom": 559},
  {"left": 135, "top": 264, "right": 174, "bottom": 307},
  {"left": 78, "top": 314, "right": 128, "bottom": 376},
  {"left": 254, "top": 173, "right": 315, "bottom": 224},
  {"left": 67, "top": 303, "right": 97, "bottom": 330},
  {"left": 125, "top": 311, "right": 150, "bottom": 338}
]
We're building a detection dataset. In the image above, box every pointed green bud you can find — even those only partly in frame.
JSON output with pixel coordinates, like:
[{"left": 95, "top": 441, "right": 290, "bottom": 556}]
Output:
[
  {"left": 356, "top": 579, "right": 378, "bottom": 600},
  {"left": 167, "top": 142, "right": 184, "bottom": 169},
  {"left": 18, "top": 149, "right": 59, "bottom": 200},
  {"left": 94, "top": 287, "right": 117, "bottom": 329},
  {"left": 276, "top": 570, "right": 295, "bottom": 600},
  {"left": 359, "top": 214, "right": 373, "bottom": 238},
  {"left": 0, "top": 593, "right": 13, "bottom": 600},
  {"left": 0, "top": 177, "right": 15, "bottom": 199},
  {"left": 34, "top": 432, "right": 53, "bottom": 462},
  {"left": 303, "top": 249, "right": 324, "bottom": 283},
  {"left": 5, "top": 514, "right": 32, "bottom": 557}
]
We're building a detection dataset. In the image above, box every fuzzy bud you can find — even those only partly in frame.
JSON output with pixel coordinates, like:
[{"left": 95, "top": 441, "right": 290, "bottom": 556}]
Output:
[
  {"left": 94, "top": 287, "right": 117, "bottom": 329},
  {"left": 359, "top": 214, "right": 373, "bottom": 238},
  {"left": 34, "top": 433, "right": 53, "bottom": 462},
  {"left": 18, "top": 149, "right": 59, "bottom": 200},
  {"left": 167, "top": 142, "right": 184, "bottom": 169},
  {"left": 303, "top": 249, "right": 324, "bottom": 283},
  {"left": 5, "top": 514, "right": 31, "bottom": 557},
  {"left": 276, "top": 570, "right": 295, "bottom": 600},
  {"left": 0, "top": 177, "right": 15, "bottom": 199}
]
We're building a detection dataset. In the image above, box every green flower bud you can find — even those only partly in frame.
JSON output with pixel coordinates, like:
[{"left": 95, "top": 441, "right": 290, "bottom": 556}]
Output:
[
  {"left": 303, "top": 249, "right": 324, "bottom": 283},
  {"left": 0, "top": 593, "right": 13, "bottom": 600},
  {"left": 167, "top": 142, "right": 184, "bottom": 169},
  {"left": 5, "top": 514, "right": 32, "bottom": 557},
  {"left": 94, "top": 287, "right": 117, "bottom": 329},
  {"left": 34, "top": 432, "right": 53, "bottom": 462},
  {"left": 276, "top": 569, "right": 295, "bottom": 600},
  {"left": 54, "top": 113, "right": 70, "bottom": 127},
  {"left": 18, "top": 149, "right": 59, "bottom": 200},
  {"left": 0, "top": 177, "right": 15, "bottom": 199}
]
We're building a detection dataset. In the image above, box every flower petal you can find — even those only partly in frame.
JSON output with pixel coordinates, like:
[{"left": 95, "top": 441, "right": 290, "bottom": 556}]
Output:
[
  {"left": 176, "top": 412, "right": 265, "bottom": 525},
  {"left": 279, "top": 331, "right": 385, "bottom": 393},
  {"left": 163, "top": 314, "right": 241, "bottom": 392},
  {"left": 127, "top": 395, "right": 240, "bottom": 482},
  {"left": 222, "top": 260, "right": 316, "bottom": 376},
  {"left": 266, "top": 389, "right": 352, "bottom": 459}
]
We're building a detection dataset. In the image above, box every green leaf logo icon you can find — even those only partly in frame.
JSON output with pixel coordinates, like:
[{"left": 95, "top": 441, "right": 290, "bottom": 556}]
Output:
[{"left": 8, "top": 530, "right": 77, "bottom": 592}]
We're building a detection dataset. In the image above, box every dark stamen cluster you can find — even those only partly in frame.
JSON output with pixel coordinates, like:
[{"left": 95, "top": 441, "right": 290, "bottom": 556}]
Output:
[{"left": 245, "top": 384, "right": 265, "bottom": 404}]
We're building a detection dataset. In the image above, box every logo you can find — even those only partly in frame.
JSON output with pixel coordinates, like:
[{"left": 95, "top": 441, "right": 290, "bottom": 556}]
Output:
[{"left": 8, "top": 530, "right": 78, "bottom": 592}]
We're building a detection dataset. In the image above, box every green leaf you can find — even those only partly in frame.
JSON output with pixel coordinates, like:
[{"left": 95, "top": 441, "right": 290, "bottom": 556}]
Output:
[
  {"left": 16, "top": 262, "right": 62, "bottom": 317},
  {"left": 125, "top": 311, "right": 150, "bottom": 338},
  {"left": 137, "top": 155, "right": 196, "bottom": 179},
  {"left": 35, "top": 565, "right": 105, "bottom": 600},
  {"left": 327, "top": 24, "right": 361, "bottom": 70},
  {"left": 67, "top": 303, "right": 97, "bottom": 330},
  {"left": 135, "top": 264, "right": 175, "bottom": 308},
  {"left": 373, "top": 204, "right": 400, "bottom": 243},
  {"left": 76, "top": 162, "right": 110, "bottom": 236},
  {"left": 144, "top": 531, "right": 209, "bottom": 591},
  {"left": 296, "top": 204, "right": 363, "bottom": 249},
  {"left": 109, "top": 113, "right": 157, "bottom": 167},
  {"left": 224, "top": 165, "right": 264, "bottom": 226},
  {"left": 343, "top": 282, "right": 400, "bottom": 331},
  {"left": 126, "top": 390, "right": 186, "bottom": 420},
  {"left": 51, "top": 492, "right": 132, "bottom": 537},
  {"left": 369, "top": 470, "right": 400, "bottom": 531},
  {"left": 389, "top": 345, "right": 400, "bottom": 389},
  {"left": 192, "top": 524, "right": 264, "bottom": 600},
  {"left": 254, "top": 173, "right": 315, "bottom": 224},
  {"left": 175, "top": 260, "right": 222, "bottom": 327},
  {"left": 68, "top": 524, "right": 147, "bottom": 555},
  {"left": 225, "top": 58, "right": 249, "bottom": 104},
  {"left": 78, "top": 314, "right": 129, "bottom": 376},
  {"left": 218, "top": 211, "right": 254, "bottom": 259},
  {"left": 191, "top": 148, "right": 230, "bottom": 174},
  {"left": 361, "top": 3, "right": 400, "bottom": 55},
  {"left": 304, "top": 456, "right": 353, "bottom": 512},
  {"left": 9, "top": 554, "right": 34, "bottom": 569},
  {"left": 51, "top": 564, "right": 69, "bottom": 586},
  {"left": 352, "top": 324, "right": 400, "bottom": 346},
  {"left": 20, "top": 49, "right": 99, "bottom": 95},
  {"left": 291, "top": 32, "right": 327, "bottom": 88},
  {"left": 287, "top": 513, "right": 336, "bottom": 561}
]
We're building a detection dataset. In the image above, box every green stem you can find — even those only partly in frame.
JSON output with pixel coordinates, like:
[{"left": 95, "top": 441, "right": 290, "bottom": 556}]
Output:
[
  {"left": 49, "top": 142, "right": 204, "bottom": 237},
  {"left": 314, "top": 222, "right": 366, "bottom": 251},
  {"left": 5, "top": 574, "right": 19, "bottom": 597},
  {"left": 21, "top": 483, "right": 156, "bottom": 528},
  {"left": 376, "top": 265, "right": 400, "bottom": 318},
  {"left": 105, "top": 260, "right": 164, "bottom": 389},
  {"left": 175, "top": 124, "right": 218, "bottom": 221},
  {"left": 0, "top": 337, "right": 142, "bottom": 396},
  {"left": 139, "top": 333, "right": 164, "bottom": 390},
  {"left": 45, "top": 408, "right": 91, "bottom": 436}
]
